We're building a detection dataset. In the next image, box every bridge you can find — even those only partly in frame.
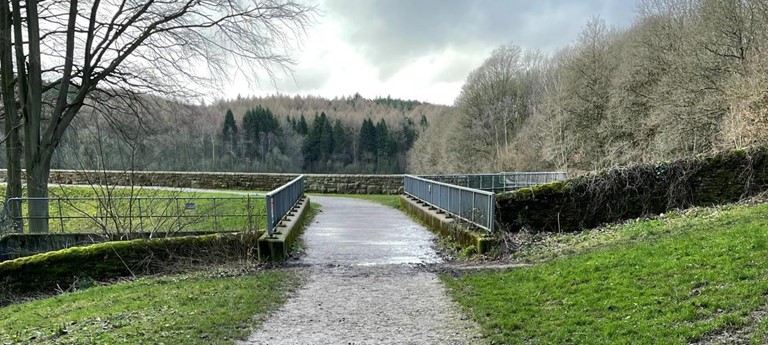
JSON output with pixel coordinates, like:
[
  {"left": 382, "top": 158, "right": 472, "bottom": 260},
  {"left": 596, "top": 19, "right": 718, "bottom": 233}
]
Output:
[{"left": 0, "top": 171, "right": 565, "bottom": 343}]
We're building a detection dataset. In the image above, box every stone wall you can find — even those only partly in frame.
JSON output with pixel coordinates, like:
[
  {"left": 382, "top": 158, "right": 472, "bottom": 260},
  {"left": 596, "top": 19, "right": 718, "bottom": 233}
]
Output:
[
  {"left": 496, "top": 146, "right": 768, "bottom": 233},
  {"left": 0, "top": 231, "right": 227, "bottom": 262},
  {"left": 0, "top": 170, "right": 404, "bottom": 195}
]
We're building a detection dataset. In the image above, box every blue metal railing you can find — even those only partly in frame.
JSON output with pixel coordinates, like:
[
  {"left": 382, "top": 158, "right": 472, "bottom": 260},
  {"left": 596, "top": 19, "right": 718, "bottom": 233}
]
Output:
[
  {"left": 265, "top": 175, "right": 305, "bottom": 237},
  {"left": 418, "top": 172, "right": 567, "bottom": 193},
  {"left": 404, "top": 175, "right": 496, "bottom": 232}
]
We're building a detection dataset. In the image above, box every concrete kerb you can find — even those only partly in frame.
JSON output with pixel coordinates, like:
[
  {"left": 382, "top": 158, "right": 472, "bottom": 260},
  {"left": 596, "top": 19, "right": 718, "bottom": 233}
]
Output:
[
  {"left": 258, "top": 196, "right": 311, "bottom": 261},
  {"left": 399, "top": 195, "right": 496, "bottom": 254}
]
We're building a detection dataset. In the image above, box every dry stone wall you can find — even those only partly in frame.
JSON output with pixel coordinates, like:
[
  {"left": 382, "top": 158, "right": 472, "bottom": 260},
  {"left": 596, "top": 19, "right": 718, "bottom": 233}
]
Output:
[
  {"left": 496, "top": 146, "right": 768, "bottom": 233},
  {"left": 0, "top": 170, "right": 404, "bottom": 195}
]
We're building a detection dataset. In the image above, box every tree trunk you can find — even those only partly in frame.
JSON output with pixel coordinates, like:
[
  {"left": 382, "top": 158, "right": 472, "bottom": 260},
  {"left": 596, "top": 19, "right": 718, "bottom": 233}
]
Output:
[
  {"left": 22, "top": 0, "right": 49, "bottom": 233},
  {"left": 0, "top": 0, "right": 23, "bottom": 232},
  {"left": 26, "top": 160, "right": 51, "bottom": 233}
]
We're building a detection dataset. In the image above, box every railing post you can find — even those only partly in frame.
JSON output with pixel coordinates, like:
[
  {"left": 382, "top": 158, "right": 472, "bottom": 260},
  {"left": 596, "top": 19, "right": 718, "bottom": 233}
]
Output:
[
  {"left": 266, "top": 194, "right": 273, "bottom": 237},
  {"left": 489, "top": 194, "right": 495, "bottom": 232}
]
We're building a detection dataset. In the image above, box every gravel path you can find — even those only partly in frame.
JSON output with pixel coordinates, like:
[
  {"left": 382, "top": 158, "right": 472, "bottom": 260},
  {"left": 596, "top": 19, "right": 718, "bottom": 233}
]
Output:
[{"left": 239, "top": 196, "right": 483, "bottom": 345}]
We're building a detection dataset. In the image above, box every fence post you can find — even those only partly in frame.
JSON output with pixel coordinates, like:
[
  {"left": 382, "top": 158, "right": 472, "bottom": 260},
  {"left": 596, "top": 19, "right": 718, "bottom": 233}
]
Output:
[
  {"left": 137, "top": 198, "right": 144, "bottom": 232},
  {"left": 57, "top": 198, "right": 64, "bottom": 233},
  {"left": 247, "top": 195, "right": 254, "bottom": 232},
  {"left": 212, "top": 198, "right": 218, "bottom": 232}
]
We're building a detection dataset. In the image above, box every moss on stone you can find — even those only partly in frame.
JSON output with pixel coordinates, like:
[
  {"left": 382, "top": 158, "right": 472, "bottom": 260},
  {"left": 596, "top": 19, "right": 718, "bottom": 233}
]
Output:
[
  {"left": 497, "top": 145, "right": 768, "bottom": 234},
  {"left": 0, "top": 231, "right": 263, "bottom": 296}
]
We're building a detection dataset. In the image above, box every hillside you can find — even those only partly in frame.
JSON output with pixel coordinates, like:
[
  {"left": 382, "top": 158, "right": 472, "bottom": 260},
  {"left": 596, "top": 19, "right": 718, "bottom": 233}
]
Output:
[
  {"left": 211, "top": 94, "right": 448, "bottom": 132},
  {"left": 47, "top": 95, "right": 451, "bottom": 174},
  {"left": 409, "top": 0, "right": 768, "bottom": 174}
]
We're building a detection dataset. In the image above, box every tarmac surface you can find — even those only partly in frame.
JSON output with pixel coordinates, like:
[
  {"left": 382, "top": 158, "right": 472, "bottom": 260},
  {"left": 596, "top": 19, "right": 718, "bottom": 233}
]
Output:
[{"left": 300, "top": 196, "right": 442, "bottom": 266}]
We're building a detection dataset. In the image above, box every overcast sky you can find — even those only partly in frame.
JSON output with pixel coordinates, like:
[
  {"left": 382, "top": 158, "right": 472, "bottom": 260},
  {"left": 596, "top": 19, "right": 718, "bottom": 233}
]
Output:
[{"left": 222, "top": 0, "right": 637, "bottom": 106}]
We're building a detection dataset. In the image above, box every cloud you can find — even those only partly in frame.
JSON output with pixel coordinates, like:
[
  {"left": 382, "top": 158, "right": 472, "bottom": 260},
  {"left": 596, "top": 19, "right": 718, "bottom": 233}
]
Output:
[
  {"left": 324, "top": 0, "right": 636, "bottom": 79},
  {"left": 224, "top": 0, "right": 637, "bottom": 105}
]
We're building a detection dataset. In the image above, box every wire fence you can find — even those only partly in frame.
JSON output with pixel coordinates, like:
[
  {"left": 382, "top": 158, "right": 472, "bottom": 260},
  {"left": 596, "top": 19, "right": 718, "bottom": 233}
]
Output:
[
  {"left": 404, "top": 175, "right": 496, "bottom": 232},
  {"left": 418, "top": 172, "right": 567, "bottom": 193},
  {"left": 1, "top": 195, "right": 267, "bottom": 235},
  {"left": 0, "top": 176, "right": 307, "bottom": 236}
]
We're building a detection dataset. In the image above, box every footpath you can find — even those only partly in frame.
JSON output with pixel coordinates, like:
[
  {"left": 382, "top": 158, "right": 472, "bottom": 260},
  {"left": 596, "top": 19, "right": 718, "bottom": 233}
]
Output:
[{"left": 239, "top": 196, "right": 482, "bottom": 345}]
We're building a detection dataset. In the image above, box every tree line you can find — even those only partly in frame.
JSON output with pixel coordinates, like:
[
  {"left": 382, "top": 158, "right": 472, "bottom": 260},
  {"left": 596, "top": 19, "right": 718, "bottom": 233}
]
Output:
[
  {"left": 409, "top": 0, "right": 768, "bottom": 174},
  {"left": 218, "top": 105, "right": 425, "bottom": 173},
  {"left": 37, "top": 95, "right": 438, "bottom": 176}
]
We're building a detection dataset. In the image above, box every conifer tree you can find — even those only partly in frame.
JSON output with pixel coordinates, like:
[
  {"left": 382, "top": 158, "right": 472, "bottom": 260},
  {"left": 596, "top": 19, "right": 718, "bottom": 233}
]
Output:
[
  {"left": 221, "top": 109, "right": 238, "bottom": 157},
  {"left": 297, "top": 114, "right": 309, "bottom": 135}
]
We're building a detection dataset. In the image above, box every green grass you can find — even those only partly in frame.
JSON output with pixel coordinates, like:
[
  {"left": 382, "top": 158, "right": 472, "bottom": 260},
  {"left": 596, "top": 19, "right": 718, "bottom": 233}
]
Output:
[
  {"left": 311, "top": 194, "right": 401, "bottom": 209},
  {"left": 443, "top": 203, "right": 768, "bottom": 344},
  {"left": 0, "top": 186, "right": 266, "bottom": 234},
  {"left": 0, "top": 268, "right": 297, "bottom": 344}
]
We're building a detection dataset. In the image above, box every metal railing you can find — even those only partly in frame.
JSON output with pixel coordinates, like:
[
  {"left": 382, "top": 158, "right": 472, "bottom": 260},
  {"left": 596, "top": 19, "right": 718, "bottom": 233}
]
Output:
[
  {"left": 404, "top": 175, "right": 496, "bottom": 232},
  {"left": 2, "top": 195, "right": 266, "bottom": 234},
  {"left": 418, "top": 172, "right": 567, "bottom": 193},
  {"left": 265, "top": 175, "right": 305, "bottom": 237}
]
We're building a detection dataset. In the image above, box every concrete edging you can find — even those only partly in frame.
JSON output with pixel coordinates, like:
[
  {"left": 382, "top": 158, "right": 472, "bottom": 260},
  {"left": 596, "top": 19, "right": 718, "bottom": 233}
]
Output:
[
  {"left": 258, "top": 196, "right": 311, "bottom": 261},
  {"left": 399, "top": 195, "right": 496, "bottom": 254}
]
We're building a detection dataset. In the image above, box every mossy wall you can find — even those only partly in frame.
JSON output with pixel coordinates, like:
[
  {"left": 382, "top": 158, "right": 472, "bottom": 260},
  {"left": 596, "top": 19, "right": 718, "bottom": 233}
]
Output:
[
  {"left": 0, "top": 231, "right": 230, "bottom": 262},
  {"left": 497, "top": 146, "right": 768, "bottom": 233},
  {"left": 0, "top": 231, "right": 263, "bottom": 296}
]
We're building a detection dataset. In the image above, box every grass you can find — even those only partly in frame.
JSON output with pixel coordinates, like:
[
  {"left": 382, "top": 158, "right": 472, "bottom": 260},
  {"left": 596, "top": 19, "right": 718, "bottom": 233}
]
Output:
[
  {"left": 0, "top": 268, "right": 298, "bottom": 344},
  {"left": 310, "top": 193, "right": 401, "bottom": 209},
  {"left": 443, "top": 202, "right": 768, "bottom": 344},
  {"left": 0, "top": 185, "right": 266, "bottom": 234}
]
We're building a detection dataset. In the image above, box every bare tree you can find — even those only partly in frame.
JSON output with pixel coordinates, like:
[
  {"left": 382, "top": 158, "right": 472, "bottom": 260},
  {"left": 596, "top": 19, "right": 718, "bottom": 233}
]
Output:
[
  {"left": 0, "top": 0, "right": 314, "bottom": 232},
  {"left": 562, "top": 16, "right": 619, "bottom": 169},
  {"left": 452, "top": 44, "right": 543, "bottom": 172},
  {"left": 0, "top": 0, "right": 23, "bottom": 231}
]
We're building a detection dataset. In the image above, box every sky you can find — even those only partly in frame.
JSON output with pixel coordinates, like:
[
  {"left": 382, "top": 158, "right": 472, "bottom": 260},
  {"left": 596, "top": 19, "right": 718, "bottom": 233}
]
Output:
[{"left": 222, "top": 0, "right": 637, "bottom": 106}]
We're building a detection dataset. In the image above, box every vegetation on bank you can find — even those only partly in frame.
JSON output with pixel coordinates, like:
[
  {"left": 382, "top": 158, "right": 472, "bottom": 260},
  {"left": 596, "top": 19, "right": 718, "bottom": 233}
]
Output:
[
  {"left": 0, "top": 268, "right": 297, "bottom": 344},
  {"left": 444, "top": 202, "right": 768, "bottom": 344}
]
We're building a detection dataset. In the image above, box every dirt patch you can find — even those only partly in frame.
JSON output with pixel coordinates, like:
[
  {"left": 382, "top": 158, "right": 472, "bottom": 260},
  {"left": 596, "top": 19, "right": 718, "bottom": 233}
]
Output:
[{"left": 692, "top": 305, "right": 768, "bottom": 345}]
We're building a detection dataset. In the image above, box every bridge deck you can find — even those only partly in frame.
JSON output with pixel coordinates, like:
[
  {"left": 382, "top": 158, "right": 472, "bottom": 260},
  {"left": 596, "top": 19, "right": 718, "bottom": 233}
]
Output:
[
  {"left": 240, "top": 196, "right": 481, "bottom": 345},
  {"left": 301, "top": 196, "right": 441, "bottom": 266}
]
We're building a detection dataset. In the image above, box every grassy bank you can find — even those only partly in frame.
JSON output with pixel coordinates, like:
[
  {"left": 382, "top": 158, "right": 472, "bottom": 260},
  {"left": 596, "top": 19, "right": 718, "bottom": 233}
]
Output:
[
  {"left": 0, "top": 268, "right": 297, "bottom": 344},
  {"left": 443, "top": 203, "right": 768, "bottom": 344}
]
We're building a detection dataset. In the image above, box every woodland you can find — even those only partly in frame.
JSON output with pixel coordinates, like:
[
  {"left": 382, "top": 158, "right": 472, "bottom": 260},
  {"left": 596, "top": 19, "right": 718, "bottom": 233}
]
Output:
[
  {"left": 3, "top": 0, "right": 768, "bottom": 178},
  {"left": 410, "top": 0, "right": 768, "bottom": 174}
]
